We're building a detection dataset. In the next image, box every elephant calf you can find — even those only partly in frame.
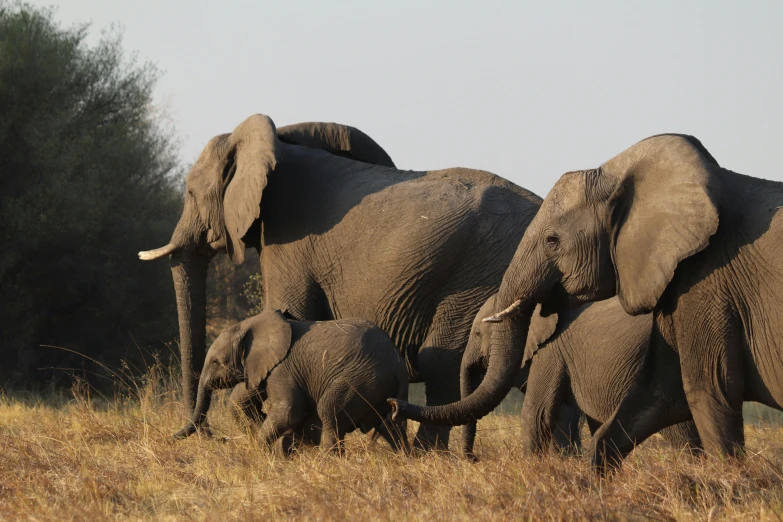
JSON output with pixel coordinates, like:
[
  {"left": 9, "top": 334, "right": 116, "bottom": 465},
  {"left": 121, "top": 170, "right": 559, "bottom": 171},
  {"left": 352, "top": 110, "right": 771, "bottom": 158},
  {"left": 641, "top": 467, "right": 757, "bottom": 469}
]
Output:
[
  {"left": 175, "top": 310, "right": 410, "bottom": 454},
  {"left": 460, "top": 295, "right": 701, "bottom": 458}
]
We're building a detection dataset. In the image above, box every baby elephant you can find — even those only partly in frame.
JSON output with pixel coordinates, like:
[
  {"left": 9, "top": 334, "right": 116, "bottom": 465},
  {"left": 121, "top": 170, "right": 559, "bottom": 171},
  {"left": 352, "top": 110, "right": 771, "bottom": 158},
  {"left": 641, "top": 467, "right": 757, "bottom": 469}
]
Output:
[
  {"left": 461, "top": 295, "right": 701, "bottom": 458},
  {"left": 174, "top": 310, "right": 410, "bottom": 454}
]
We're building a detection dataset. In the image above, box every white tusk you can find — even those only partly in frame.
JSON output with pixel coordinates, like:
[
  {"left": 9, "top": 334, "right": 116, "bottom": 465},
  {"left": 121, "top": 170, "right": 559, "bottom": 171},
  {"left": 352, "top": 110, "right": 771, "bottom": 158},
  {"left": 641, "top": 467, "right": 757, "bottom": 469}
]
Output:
[
  {"left": 482, "top": 299, "right": 523, "bottom": 323},
  {"left": 138, "top": 243, "right": 179, "bottom": 261}
]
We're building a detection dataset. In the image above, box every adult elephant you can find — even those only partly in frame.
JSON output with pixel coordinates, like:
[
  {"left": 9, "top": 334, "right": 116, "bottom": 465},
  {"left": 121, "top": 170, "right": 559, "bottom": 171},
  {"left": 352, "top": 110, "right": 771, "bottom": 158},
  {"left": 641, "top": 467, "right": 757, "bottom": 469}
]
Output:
[
  {"left": 139, "top": 113, "right": 541, "bottom": 449},
  {"left": 391, "top": 133, "right": 783, "bottom": 464}
]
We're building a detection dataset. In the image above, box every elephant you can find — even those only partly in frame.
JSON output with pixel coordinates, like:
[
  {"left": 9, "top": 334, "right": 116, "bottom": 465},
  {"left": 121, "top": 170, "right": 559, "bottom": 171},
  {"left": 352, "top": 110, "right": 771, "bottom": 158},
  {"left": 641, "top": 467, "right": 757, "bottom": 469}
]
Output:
[
  {"left": 460, "top": 294, "right": 701, "bottom": 460},
  {"left": 459, "top": 296, "right": 583, "bottom": 459},
  {"left": 139, "top": 113, "right": 542, "bottom": 449},
  {"left": 390, "top": 133, "right": 783, "bottom": 470},
  {"left": 175, "top": 309, "right": 410, "bottom": 454}
]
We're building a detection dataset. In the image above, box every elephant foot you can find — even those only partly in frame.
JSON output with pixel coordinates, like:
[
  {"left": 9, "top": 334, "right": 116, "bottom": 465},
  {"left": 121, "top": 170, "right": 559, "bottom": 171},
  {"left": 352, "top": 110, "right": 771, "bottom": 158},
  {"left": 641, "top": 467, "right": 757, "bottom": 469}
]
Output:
[
  {"left": 586, "top": 439, "right": 624, "bottom": 477},
  {"left": 172, "top": 423, "right": 213, "bottom": 440},
  {"left": 462, "top": 450, "right": 479, "bottom": 463}
]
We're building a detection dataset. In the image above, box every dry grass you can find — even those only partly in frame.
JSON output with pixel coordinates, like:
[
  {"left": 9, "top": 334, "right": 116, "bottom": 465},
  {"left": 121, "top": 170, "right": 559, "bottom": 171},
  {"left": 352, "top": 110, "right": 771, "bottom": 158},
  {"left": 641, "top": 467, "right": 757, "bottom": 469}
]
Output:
[{"left": 2, "top": 369, "right": 783, "bottom": 521}]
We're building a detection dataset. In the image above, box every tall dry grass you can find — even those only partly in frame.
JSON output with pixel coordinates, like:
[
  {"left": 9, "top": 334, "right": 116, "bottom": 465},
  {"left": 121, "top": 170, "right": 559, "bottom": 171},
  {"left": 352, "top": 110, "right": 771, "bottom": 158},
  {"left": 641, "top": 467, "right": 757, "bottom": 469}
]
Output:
[{"left": 1, "top": 365, "right": 783, "bottom": 521}]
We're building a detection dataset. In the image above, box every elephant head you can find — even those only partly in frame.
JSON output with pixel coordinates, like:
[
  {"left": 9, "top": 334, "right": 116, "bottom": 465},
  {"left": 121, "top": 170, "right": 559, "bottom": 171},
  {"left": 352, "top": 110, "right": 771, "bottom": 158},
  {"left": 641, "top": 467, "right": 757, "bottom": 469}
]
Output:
[
  {"left": 138, "top": 114, "right": 394, "bottom": 412},
  {"left": 392, "top": 134, "right": 721, "bottom": 425},
  {"left": 460, "top": 294, "right": 557, "bottom": 458},
  {"left": 174, "top": 309, "right": 293, "bottom": 438}
]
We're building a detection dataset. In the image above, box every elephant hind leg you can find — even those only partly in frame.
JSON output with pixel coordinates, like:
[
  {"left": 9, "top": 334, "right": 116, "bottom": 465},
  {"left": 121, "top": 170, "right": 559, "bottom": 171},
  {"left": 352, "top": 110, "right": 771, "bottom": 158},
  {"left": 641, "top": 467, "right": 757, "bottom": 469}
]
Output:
[
  {"left": 373, "top": 412, "right": 411, "bottom": 454},
  {"left": 412, "top": 342, "right": 462, "bottom": 451},
  {"left": 660, "top": 421, "right": 703, "bottom": 454},
  {"left": 552, "top": 402, "right": 584, "bottom": 456}
]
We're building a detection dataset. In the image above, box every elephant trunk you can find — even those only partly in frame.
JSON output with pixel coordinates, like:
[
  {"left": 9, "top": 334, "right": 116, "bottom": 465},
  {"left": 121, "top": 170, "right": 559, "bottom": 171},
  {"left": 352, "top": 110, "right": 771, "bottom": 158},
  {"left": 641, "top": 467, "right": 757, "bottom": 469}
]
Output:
[
  {"left": 391, "top": 302, "right": 533, "bottom": 426},
  {"left": 460, "top": 360, "right": 484, "bottom": 459},
  {"left": 171, "top": 251, "right": 210, "bottom": 413},
  {"left": 174, "top": 376, "right": 213, "bottom": 439}
]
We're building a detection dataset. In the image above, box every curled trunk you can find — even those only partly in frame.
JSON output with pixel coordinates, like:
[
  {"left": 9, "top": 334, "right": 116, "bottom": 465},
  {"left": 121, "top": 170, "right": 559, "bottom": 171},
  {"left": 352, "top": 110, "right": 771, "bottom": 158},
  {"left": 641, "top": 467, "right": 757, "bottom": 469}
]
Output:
[
  {"left": 170, "top": 251, "right": 209, "bottom": 413},
  {"left": 391, "top": 304, "right": 533, "bottom": 426}
]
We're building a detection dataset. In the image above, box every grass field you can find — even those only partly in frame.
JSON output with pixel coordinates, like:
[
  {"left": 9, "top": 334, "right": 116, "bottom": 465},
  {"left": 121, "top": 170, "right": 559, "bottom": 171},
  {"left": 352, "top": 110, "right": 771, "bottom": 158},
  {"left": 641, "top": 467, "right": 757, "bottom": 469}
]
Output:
[{"left": 2, "top": 368, "right": 783, "bottom": 521}]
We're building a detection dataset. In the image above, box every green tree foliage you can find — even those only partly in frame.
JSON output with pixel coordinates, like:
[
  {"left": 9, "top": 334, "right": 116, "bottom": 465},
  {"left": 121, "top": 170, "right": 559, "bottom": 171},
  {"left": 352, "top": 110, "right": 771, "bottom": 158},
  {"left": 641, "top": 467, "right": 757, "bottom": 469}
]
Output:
[{"left": 0, "top": 3, "right": 183, "bottom": 386}]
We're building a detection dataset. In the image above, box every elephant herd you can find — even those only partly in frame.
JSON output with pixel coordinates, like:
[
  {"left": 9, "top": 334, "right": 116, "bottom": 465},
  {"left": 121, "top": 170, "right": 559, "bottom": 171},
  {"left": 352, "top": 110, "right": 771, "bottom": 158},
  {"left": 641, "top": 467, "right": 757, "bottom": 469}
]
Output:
[{"left": 139, "top": 115, "right": 783, "bottom": 473}]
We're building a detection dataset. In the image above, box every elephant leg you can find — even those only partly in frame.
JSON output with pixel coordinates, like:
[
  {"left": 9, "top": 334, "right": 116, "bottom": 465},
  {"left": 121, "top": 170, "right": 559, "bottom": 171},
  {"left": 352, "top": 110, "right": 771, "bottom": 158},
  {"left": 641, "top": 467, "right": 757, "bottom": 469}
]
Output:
[
  {"left": 519, "top": 351, "right": 569, "bottom": 455},
  {"left": 414, "top": 342, "right": 462, "bottom": 451},
  {"left": 552, "top": 402, "right": 583, "bottom": 455},
  {"left": 257, "top": 415, "right": 289, "bottom": 449},
  {"left": 677, "top": 307, "right": 744, "bottom": 458},
  {"left": 258, "top": 389, "right": 306, "bottom": 451},
  {"left": 586, "top": 417, "right": 602, "bottom": 437},
  {"left": 228, "top": 382, "right": 266, "bottom": 426},
  {"left": 374, "top": 412, "right": 411, "bottom": 454},
  {"left": 659, "top": 422, "right": 703, "bottom": 454},
  {"left": 316, "top": 386, "right": 355, "bottom": 456},
  {"left": 588, "top": 336, "right": 694, "bottom": 473}
]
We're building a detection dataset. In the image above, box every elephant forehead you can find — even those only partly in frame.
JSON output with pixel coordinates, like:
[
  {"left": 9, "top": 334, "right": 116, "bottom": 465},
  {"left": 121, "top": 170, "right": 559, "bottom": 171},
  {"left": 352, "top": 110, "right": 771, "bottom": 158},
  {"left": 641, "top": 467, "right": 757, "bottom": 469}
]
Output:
[{"left": 547, "top": 172, "right": 589, "bottom": 213}]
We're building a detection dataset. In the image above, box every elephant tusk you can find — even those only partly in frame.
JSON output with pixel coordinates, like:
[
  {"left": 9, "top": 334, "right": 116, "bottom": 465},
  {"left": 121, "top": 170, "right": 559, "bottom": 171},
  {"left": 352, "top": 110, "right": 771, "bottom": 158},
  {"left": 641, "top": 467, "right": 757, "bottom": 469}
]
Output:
[
  {"left": 138, "top": 243, "right": 179, "bottom": 261},
  {"left": 482, "top": 299, "right": 522, "bottom": 323}
]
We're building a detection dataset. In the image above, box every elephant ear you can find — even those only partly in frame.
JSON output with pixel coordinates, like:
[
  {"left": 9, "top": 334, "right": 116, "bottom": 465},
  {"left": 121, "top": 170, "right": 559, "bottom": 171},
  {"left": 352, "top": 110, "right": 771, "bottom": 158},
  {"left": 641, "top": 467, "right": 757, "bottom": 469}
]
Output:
[
  {"left": 603, "top": 134, "right": 721, "bottom": 315},
  {"left": 243, "top": 309, "right": 293, "bottom": 390},
  {"left": 277, "top": 122, "right": 395, "bottom": 167},
  {"left": 521, "top": 304, "right": 558, "bottom": 367},
  {"left": 223, "top": 114, "right": 279, "bottom": 264}
]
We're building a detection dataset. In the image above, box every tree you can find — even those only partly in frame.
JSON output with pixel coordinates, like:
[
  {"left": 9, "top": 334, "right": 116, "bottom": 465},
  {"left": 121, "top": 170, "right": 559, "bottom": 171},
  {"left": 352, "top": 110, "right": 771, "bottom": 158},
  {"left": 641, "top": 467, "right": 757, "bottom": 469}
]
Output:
[{"left": 0, "top": 3, "right": 183, "bottom": 386}]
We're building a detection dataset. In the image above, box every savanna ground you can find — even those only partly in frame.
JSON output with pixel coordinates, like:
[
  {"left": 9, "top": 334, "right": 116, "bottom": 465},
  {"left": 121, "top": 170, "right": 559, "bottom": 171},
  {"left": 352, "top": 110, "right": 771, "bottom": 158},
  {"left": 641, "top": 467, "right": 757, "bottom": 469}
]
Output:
[{"left": 2, "top": 366, "right": 783, "bottom": 521}]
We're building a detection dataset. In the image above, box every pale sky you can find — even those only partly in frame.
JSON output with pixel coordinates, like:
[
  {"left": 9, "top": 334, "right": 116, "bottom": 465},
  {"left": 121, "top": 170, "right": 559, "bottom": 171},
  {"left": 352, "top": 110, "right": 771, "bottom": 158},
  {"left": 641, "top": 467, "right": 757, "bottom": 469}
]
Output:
[{"left": 33, "top": 1, "right": 783, "bottom": 197}]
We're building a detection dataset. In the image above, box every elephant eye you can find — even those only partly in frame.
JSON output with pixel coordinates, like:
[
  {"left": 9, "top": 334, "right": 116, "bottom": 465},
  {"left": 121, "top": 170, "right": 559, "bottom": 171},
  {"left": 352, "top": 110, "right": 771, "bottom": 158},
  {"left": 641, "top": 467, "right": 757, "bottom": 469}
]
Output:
[{"left": 545, "top": 234, "right": 560, "bottom": 251}]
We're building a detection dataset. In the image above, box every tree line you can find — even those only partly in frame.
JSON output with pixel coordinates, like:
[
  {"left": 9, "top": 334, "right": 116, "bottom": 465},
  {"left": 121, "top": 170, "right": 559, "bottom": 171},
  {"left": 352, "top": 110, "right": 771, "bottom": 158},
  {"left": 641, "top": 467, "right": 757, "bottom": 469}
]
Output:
[{"left": 0, "top": 3, "right": 257, "bottom": 389}]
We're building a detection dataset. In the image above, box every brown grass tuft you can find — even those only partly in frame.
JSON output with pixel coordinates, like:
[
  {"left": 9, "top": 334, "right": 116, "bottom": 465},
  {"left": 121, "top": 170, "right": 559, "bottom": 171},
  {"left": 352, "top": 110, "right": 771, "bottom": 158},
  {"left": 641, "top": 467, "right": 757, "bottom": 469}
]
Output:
[{"left": 1, "top": 369, "right": 783, "bottom": 521}]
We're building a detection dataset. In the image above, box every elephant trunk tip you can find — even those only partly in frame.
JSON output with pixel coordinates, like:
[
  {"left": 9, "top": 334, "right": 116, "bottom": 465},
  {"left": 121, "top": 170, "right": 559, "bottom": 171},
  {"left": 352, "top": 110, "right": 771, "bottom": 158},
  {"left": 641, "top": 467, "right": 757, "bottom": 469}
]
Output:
[
  {"left": 482, "top": 299, "right": 523, "bottom": 323},
  {"left": 387, "top": 398, "right": 402, "bottom": 421},
  {"left": 138, "top": 243, "right": 180, "bottom": 261}
]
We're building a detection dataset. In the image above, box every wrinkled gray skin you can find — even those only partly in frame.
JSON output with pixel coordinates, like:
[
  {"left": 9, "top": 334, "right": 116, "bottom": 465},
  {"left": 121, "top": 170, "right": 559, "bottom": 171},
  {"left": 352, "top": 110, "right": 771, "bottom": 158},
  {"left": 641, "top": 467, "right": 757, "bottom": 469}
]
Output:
[
  {"left": 175, "top": 310, "right": 410, "bottom": 454},
  {"left": 140, "top": 114, "right": 540, "bottom": 449},
  {"left": 459, "top": 296, "right": 582, "bottom": 460},
  {"left": 392, "top": 134, "right": 783, "bottom": 471},
  {"left": 460, "top": 295, "right": 701, "bottom": 460}
]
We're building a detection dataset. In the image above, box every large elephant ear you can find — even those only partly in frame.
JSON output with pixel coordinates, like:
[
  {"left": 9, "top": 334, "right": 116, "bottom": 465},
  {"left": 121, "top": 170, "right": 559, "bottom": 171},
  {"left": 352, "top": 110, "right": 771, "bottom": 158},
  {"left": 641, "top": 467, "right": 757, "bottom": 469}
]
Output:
[
  {"left": 223, "top": 114, "right": 279, "bottom": 264},
  {"left": 603, "top": 134, "right": 721, "bottom": 315},
  {"left": 521, "top": 304, "right": 558, "bottom": 367},
  {"left": 243, "top": 310, "right": 293, "bottom": 390},
  {"left": 277, "top": 122, "right": 395, "bottom": 167}
]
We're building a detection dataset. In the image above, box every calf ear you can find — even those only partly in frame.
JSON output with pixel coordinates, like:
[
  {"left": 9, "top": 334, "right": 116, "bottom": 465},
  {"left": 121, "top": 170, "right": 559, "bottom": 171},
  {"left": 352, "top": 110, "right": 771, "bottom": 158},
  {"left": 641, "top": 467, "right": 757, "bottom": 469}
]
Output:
[
  {"left": 604, "top": 134, "right": 721, "bottom": 315},
  {"left": 521, "top": 304, "right": 558, "bottom": 367},
  {"left": 243, "top": 310, "right": 293, "bottom": 390}
]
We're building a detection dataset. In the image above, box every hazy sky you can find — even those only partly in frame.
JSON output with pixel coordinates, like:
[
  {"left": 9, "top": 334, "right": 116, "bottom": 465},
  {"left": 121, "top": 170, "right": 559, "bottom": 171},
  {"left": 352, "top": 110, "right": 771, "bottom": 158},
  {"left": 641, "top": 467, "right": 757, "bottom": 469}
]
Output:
[{"left": 32, "top": 1, "right": 783, "bottom": 197}]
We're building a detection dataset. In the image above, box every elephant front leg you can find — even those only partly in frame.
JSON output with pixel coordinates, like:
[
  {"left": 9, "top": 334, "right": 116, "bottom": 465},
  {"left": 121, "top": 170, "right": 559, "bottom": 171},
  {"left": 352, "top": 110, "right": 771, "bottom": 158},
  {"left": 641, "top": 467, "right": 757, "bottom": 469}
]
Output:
[
  {"left": 228, "top": 382, "right": 266, "bottom": 427},
  {"left": 677, "top": 310, "right": 745, "bottom": 458},
  {"left": 519, "top": 351, "right": 569, "bottom": 455},
  {"left": 681, "top": 367, "right": 745, "bottom": 458},
  {"left": 588, "top": 343, "right": 695, "bottom": 474},
  {"left": 257, "top": 389, "right": 307, "bottom": 454}
]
